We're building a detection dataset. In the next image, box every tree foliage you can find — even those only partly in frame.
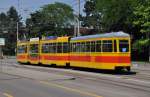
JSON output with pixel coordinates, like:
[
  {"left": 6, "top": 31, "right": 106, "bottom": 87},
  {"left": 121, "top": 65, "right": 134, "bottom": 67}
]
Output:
[
  {"left": 0, "top": 12, "right": 8, "bottom": 33},
  {"left": 98, "top": 0, "right": 135, "bottom": 32},
  {"left": 82, "top": 0, "right": 100, "bottom": 30},
  {"left": 26, "top": 2, "right": 74, "bottom": 37},
  {"left": 133, "top": 0, "right": 150, "bottom": 34},
  {"left": 132, "top": 0, "right": 150, "bottom": 52},
  {"left": 83, "top": 0, "right": 135, "bottom": 32},
  {"left": 0, "top": 6, "right": 22, "bottom": 55}
]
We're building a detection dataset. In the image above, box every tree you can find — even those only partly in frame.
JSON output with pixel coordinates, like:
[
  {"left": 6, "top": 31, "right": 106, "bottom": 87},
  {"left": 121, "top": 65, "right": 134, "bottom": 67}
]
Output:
[
  {"left": 133, "top": 0, "right": 150, "bottom": 35},
  {"left": 26, "top": 2, "right": 74, "bottom": 37},
  {"left": 83, "top": 0, "right": 136, "bottom": 33},
  {"left": 95, "top": 0, "right": 135, "bottom": 32},
  {"left": 82, "top": 0, "right": 100, "bottom": 29},
  {"left": 26, "top": 11, "right": 44, "bottom": 38},
  {"left": 7, "top": 6, "right": 22, "bottom": 33},
  {"left": 132, "top": 0, "right": 150, "bottom": 61},
  {"left": 0, "top": 6, "right": 22, "bottom": 55},
  {"left": 0, "top": 12, "right": 8, "bottom": 34}
]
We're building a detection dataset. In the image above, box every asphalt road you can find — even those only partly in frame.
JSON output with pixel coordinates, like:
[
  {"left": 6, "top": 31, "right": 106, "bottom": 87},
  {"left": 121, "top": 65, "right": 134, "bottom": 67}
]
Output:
[{"left": 0, "top": 59, "right": 150, "bottom": 97}]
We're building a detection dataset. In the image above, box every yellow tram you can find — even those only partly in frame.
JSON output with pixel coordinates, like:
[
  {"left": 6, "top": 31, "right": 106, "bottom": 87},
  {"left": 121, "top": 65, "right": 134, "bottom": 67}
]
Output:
[{"left": 17, "top": 31, "right": 131, "bottom": 71}]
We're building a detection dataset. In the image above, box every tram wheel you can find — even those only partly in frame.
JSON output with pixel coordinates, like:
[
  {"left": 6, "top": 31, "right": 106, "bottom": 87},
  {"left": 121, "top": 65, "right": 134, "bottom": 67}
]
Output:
[
  {"left": 51, "top": 64, "right": 56, "bottom": 67},
  {"left": 126, "top": 67, "right": 131, "bottom": 72},
  {"left": 66, "top": 63, "right": 70, "bottom": 68},
  {"left": 115, "top": 67, "right": 123, "bottom": 71}
]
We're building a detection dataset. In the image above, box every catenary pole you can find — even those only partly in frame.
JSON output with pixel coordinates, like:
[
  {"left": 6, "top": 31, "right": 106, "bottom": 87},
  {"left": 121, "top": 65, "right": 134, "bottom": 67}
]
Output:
[{"left": 77, "top": 0, "right": 80, "bottom": 36}]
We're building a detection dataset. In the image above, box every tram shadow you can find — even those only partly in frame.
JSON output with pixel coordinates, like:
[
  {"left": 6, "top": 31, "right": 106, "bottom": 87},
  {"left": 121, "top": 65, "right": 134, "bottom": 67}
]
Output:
[
  {"left": 20, "top": 63, "right": 136, "bottom": 75},
  {"left": 68, "top": 67, "right": 137, "bottom": 75}
]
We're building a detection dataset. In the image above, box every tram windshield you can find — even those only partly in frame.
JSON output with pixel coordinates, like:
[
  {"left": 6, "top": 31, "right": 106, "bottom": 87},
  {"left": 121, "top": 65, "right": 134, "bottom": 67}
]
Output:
[
  {"left": 119, "top": 40, "right": 129, "bottom": 52},
  {"left": 17, "top": 45, "right": 27, "bottom": 54}
]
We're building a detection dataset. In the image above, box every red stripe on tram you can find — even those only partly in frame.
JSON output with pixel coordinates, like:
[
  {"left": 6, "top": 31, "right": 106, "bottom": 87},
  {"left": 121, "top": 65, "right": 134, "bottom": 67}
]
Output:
[
  {"left": 95, "top": 56, "right": 130, "bottom": 63},
  {"left": 43, "top": 55, "right": 69, "bottom": 61}
]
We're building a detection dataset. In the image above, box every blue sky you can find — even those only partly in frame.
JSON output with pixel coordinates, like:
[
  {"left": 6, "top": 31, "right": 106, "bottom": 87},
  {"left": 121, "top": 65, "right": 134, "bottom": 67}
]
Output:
[{"left": 0, "top": 0, "right": 85, "bottom": 21}]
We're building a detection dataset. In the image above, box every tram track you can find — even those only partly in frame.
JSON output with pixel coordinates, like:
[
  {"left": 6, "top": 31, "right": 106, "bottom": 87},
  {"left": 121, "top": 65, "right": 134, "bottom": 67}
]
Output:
[
  {"left": 81, "top": 76, "right": 150, "bottom": 93},
  {"left": 118, "top": 71, "right": 150, "bottom": 81},
  {"left": 3, "top": 61, "right": 150, "bottom": 80},
  {"left": 1, "top": 61, "right": 150, "bottom": 93}
]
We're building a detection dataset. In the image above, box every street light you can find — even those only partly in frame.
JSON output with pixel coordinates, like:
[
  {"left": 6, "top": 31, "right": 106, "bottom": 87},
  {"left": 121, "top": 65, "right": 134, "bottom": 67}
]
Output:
[{"left": 17, "top": 22, "right": 19, "bottom": 41}]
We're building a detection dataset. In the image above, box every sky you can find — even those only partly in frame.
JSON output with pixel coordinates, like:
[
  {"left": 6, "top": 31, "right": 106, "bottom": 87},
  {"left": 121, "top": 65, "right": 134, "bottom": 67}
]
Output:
[{"left": 0, "top": 0, "right": 85, "bottom": 21}]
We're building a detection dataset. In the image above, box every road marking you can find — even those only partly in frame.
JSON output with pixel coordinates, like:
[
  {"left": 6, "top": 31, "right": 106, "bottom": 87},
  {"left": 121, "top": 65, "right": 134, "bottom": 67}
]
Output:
[
  {"left": 3, "top": 93, "right": 13, "bottom": 97},
  {"left": 40, "top": 81, "right": 103, "bottom": 97}
]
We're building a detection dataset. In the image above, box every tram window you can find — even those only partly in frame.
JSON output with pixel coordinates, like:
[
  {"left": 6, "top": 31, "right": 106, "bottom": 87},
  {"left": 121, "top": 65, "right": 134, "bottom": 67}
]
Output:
[
  {"left": 86, "top": 42, "right": 91, "bottom": 52},
  {"left": 72, "top": 43, "right": 76, "bottom": 52},
  {"left": 71, "top": 43, "right": 74, "bottom": 52},
  {"left": 80, "top": 42, "right": 86, "bottom": 52},
  {"left": 49, "top": 43, "right": 54, "bottom": 53},
  {"left": 42, "top": 43, "right": 49, "bottom": 53},
  {"left": 76, "top": 42, "right": 81, "bottom": 52},
  {"left": 119, "top": 40, "right": 129, "bottom": 52},
  {"left": 57, "top": 42, "right": 62, "bottom": 53},
  {"left": 114, "top": 40, "right": 117, "bottom": 52},
  {"left": 102, "top": 40, "right": 112, "bottom": 52},
  {"left": 71, "top": 43, "right": 73, "bottom": 52},
  {"left": 53, "top": 43, "right": 57, "bottom": 53},
  {"left": 69, "top": 43, "right": 72, "bottom": 52},
  {"left": 96, "top": 41, "right": 101, "bottom": 52},
  {"left": 91, "top": 41, "right": 96, "bottom": 52},
  {"left": 30, "top": 44, "right": 38, "bottom": 53},
  {"left": 63, "top": 42, "right": 68, "bottom": 53},
  {"left": 17, "top": 45, "right": 27, "bottom": 53}
]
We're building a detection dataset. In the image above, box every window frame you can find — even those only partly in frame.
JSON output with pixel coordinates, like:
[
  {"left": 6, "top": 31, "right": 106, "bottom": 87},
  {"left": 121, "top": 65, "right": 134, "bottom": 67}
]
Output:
[
  {"left": 119, "top": 40, "right": 129, "bottom": 52},
  {"left": 102, "top": 40, "right": 113, "bottom": 52}
]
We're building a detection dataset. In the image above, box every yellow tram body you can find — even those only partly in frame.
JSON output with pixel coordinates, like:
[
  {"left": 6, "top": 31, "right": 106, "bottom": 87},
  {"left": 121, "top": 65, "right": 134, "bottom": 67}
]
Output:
[
  {"left": 40, "top": 37, "right": 69, "bottom": 66},
  {"left": 17, "top": 32, "right": 131, "bottom": 71},
  {"left": 28, "top": 38, "right": 40, "bottom": 64},
  {"left": 17, "top": 41, "right": 28, "bottom": 63},
  {"left": 70, "top": 36, "right": 131, "bottom": 70}
]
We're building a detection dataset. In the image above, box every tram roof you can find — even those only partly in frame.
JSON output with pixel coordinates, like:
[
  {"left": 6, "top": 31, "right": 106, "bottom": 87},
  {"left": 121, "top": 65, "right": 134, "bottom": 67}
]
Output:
[
  {"left": 41, "top": 36, "right": 69, "bottom": 42},
  {"left": 71, "top": 31, "right": 130, "bottom": 40}
]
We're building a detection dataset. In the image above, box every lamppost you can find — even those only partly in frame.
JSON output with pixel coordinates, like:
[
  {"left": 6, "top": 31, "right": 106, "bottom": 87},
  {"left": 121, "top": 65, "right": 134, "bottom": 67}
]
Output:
[
  {"left": 17, "top": 0, "right": 20, "bottom": 41},
  {"left": 17, "top": 22, "right": 19, "bottom": 41},
  {"left": 73, "top": 0, "right": 81, "bottom": 37},
  {"left": 77, "top": 0, "right": 80, "bottom": 36}
]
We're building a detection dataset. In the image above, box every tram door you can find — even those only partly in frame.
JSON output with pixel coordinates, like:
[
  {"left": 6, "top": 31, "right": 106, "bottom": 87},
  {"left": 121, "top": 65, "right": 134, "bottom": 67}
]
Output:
[{"left": 28, "top": 42, "right": 40, "bottom": 64}]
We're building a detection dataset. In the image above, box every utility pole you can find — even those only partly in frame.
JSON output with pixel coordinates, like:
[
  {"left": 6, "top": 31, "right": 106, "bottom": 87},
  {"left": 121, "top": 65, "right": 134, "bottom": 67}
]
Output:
[
  {"left": 17, "top": 22, "right": 19, "bottom": 41},
  {"left": 17, "top": 0, "right": 20, "bottom": 41},
  {"left": 77, "top": 0, "right": 80, "bottom": 36}
]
